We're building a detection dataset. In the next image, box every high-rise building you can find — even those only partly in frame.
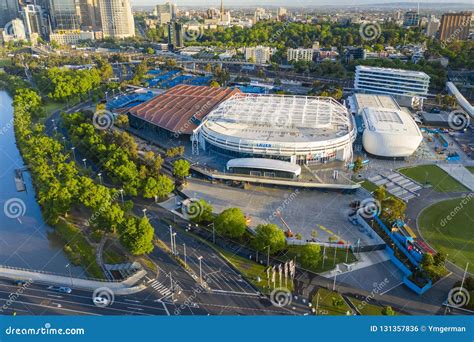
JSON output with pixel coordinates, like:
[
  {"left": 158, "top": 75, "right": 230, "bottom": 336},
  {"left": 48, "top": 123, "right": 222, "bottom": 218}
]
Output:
[
  {"left": 49, "top": 0, "right": 80, "bottom": 30},
  {"left": 403, "top": 11, "right": 420, "bottom": 27},
  {"left": 438, "top": 12, "right": 472, "bottom": 42},
  {"left": 154, "top": 2, "right": 176, "bottom": 25},
  {"left": 0, "top": 0, "right": 20, "bottom": 28},
  {"left": 277, "top": 7, "right": 287, "bottom": 20},
  {"left": 77, "top": 0, "right": 101, "bottom": 30},
  {"left": 22, "top": 4, "right": 48, "bottom": 40},
  {"left": 168, "top": 20, "right": 183, "bottom": 51},
  {"left": 99, "top": 0, "right": 135, "bottom": 38},
  {"left": 287, "top": 48, "right": 313, "bottom": 62},
  {"left": 425, "top": 15, "right": 440, "bottom": 37},
  {"left": 1, "top": 18, "right": 27, "bottom": 42},
  {"left": 355, "top": 65, "right": 430, "bottom": 108},
  {"left": 245, "top": 46, "right": 274, "bottom": 64}
]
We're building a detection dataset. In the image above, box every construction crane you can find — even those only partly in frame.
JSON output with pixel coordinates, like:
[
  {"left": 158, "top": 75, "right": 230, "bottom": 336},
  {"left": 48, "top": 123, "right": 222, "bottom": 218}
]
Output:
[{"left": 275, "top": 210, "right": 294, "bottom": 238}]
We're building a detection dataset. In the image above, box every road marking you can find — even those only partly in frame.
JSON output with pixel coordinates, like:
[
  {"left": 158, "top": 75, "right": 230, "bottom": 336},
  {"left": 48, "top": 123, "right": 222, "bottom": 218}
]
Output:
[
  {"left": 379, "top": 281, "right": 404, "bottom": 295},
  {"left": 158, "top": 300, "right": 170, "bottom": 316},
  {"left": 211, "top": 289, "right": 259, "bottom": 296},
  {"left": 47, "top": 294, "right": 63, "bottom": 299},
  {"left": 124, "top": 299, "right": 141, "bottom": 303},
  {"left": 127, "top": 306, "right": 144, "bottom": 311}
]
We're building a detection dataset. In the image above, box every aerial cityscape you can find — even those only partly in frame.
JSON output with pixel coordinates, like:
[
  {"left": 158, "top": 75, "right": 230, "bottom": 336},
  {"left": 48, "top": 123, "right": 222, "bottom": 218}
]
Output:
[{"left": 0, "top": 0, "right": 473, "bottom": 340}]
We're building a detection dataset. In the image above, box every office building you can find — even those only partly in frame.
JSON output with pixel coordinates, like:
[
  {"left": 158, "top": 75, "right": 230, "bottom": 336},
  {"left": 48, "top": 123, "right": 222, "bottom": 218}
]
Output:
[
  {"left": 439, "top": 12, "right": 472, "bottom": 42},
  {"left": 1, "top": 18, "right": 27, "bottom": 42},
  {"left": 287, "top": 48, "right": 314, "bottom": 62},
  {"left": 154, "top": 1, "right": 177, "bottom": 25},
  {"left": 245, "top": 46, "right": 274, "bottom": 64},
  {"left": 77, "top": 0, "right": 102, "bottom": 30},
  {"left": 49, "top": 0, "right": 80, "bottom": 30},
  {"left": 403, "top": 11, "right": 420, "bottom": 27},
  {"left": 0, "top": 0, "right": 20, "bottom": 28},
  {"left": 355, "top": 65, "right": 430, "bottom": 108},
  {"left": 277, "top": 7, "right": 287, "bottom": 20},
  {"left": 168, "top": 21, "right": 184, "bottom": 51},
  {"left": 22, "top": 4, "right": 48, "bottom": 40},
  {"left": 99, "top": 0, "right": 135, "bottom": 38},
  {"left": 425, "top": 16, "right": 440, "bottom": 37}
]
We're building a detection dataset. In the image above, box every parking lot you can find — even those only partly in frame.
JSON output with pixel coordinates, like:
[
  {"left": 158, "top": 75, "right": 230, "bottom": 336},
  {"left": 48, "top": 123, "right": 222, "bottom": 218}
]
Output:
[{"left": 183, "top": 178, "right": 384, "bottom": 247}]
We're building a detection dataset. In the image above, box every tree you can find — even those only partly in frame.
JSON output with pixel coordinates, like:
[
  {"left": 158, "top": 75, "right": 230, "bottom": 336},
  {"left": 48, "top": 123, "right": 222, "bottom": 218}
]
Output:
[
  {"left": 173, "top": 159, "right": 190, "bottom": 179},
  {"left": 214, "top": 208, "right": 247, "bottom": 239},
  {"left": 120, "top": 216, "right": 155, "bottom": 255},
  {"left": 353, "top": 157, "right": 363, "bottom": 174},
  {"left": 187, "top": 199, "right": 213, "bottom": 223},
  {"left": 433, "top": 251, "right": 447, "bottom": 266},
  {"left": 210, "top": 80, "right": 220, "bottom": 87},
  {"left": 381, "top": 196, "right": 406, "bottom": 222},
  {"left": 253, "top": 224, "right": 286, "bottom": 254},
  {"left": 143, "top": 174, "right": 174, "bottom": 199},
  {"left": 298, "top": 244, "right": 321, "bottom": 270},
  {"left": 382, "top": 306, "right": 395, "bottom": 316},
  {"left": 421, "top": 253, "right": 434, "bottom": 268}
]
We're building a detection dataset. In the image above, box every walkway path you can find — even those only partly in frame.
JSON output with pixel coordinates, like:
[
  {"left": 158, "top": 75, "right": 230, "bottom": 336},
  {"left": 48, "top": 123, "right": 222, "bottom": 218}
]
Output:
[{"left": 0, "top": 265, "right": 147, "bottom": 295}]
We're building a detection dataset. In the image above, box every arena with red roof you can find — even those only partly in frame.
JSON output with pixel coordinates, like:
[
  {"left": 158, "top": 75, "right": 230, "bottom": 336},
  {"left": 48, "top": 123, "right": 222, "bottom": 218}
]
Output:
[{"left": 127, "top": 85, "right": 241, "bottom": 137}]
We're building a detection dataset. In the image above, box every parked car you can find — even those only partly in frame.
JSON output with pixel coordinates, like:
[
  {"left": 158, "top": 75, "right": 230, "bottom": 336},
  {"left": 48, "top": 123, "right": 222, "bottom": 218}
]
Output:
[{"left": 47, "top": 286, "right": 72, "bottom": 294}]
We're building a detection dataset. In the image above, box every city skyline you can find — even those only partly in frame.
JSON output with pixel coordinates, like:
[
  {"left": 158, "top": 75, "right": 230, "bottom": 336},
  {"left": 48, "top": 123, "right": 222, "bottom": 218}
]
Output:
[{"left": 130, "top": 0, "right": 472, "bottom": 7}]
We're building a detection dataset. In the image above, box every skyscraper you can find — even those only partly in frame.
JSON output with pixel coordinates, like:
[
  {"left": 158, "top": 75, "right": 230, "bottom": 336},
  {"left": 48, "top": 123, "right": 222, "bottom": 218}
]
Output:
[
  {"left": 154, "top": 1, "right": 176, "bottom": 25},
  {"left": 22, "top": 4, "right": 48, "bottom": 40},
  {"left": 403, "top": 11, "right": 420, "bottom": 27},
  {"left": 99, "top": 0, "right": 135, "bottom": 38},
  {"left": 0, "top": 0, "right": 20, "bottom": 28},
  {"left": 168, "top": 21, "right": 183, "bottom": 51},
  {"left": 77, "top": 0, "right": 102, "bottom": 30},
  {"left": 438, "top": 12, "right": 472, "bottom": 42},
  {"left": 49, "top": 0, "right": 80, "bottom": 30}
]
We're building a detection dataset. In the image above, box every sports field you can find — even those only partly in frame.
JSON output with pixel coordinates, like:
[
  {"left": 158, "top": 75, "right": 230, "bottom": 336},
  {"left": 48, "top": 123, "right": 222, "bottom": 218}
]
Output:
[{"left": 418, "top": 196, "right": 474, "bottom": 273}]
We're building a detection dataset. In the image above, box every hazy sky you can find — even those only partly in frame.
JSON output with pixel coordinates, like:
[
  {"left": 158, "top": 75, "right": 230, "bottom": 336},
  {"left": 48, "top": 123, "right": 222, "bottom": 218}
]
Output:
[{"left": 131, "top": 0, "right": 472, "bottom": 6}]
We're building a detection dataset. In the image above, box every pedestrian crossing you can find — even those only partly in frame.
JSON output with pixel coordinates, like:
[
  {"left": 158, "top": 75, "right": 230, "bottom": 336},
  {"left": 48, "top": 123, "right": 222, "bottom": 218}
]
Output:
[{"left": 146, "top": 277, "right": 172, "bottom": 298}]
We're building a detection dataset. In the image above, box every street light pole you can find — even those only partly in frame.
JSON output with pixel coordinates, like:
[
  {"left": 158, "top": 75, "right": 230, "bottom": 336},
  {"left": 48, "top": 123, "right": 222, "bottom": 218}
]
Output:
[
  {"left": 98, "top": 172, "right": 102, "bottom": 185},
  {"left": 198, "top": 256, "right": 203, "bottom": 285},
  {"left": 119, "top": 189, "right": 124, "bottom": 205},
  {"left": 172, "top": 232, "right": 177, "bottom": 255},
  {"left": 183, "top": 243, "right": 187, "bottom": 268},
  {"left": 82, "top": 158, "right": 87, "bottom": 168},
  {"left": 142, "top": 208, "right": 147, "bottom": 218},
  {"left": 65, "top": 264, "right": 73, "bottom": 287},
  {"left": 267, "top": 245, "right": 270, "bottom": 266},
  {"left": 169, "top": 225, "right": 174, "bottom": 253},
  {"left": 71, "top": 147, "right": 76, "bottom": 161}
]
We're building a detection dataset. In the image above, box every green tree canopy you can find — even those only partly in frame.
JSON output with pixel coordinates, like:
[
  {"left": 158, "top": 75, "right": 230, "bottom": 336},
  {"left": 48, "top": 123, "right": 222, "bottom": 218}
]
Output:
[
  {"left": 214, "top": 208, "right": 247, "bottom": 238},
  {"left": 253, "top": 223, "right": 286, "bottom": 254}
]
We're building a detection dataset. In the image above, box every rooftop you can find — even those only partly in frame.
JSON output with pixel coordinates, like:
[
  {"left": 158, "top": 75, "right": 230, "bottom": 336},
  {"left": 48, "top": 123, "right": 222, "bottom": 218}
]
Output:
[
  {"left": 356, "top": 65, "right": 430, "bottom": 79},
  {"left": 352, "top": 93, "right": 400, "bottom": 113},
  {"left": 128, "top": 85, "right": 241, "bottom": 134},
  {"left": 362, "top": 107, "right": 422, "bottom": 137},
  {"left": 227, "top": 158, "right": 302, "bottom": 176}
]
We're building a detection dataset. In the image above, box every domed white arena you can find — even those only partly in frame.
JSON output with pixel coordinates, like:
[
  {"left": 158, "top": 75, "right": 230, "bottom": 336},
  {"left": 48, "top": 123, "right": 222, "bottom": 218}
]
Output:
[
  {"left": 195, "top": 94, "right": 357, "bottom": 165},
  {"left": 360, "top": 107, "right": 423, "bottom": 157}
]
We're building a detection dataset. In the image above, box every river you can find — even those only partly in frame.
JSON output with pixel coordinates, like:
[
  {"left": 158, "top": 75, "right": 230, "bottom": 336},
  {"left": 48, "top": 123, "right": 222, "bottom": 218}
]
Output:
[{"left": 0, "top": 90, "right": 84, "bottom": 277}]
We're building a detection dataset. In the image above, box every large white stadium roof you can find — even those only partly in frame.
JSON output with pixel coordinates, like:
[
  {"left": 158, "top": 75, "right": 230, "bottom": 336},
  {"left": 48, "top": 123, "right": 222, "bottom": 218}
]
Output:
[{"left": 201, "top": 94, "right": 353, "bottom": 144}]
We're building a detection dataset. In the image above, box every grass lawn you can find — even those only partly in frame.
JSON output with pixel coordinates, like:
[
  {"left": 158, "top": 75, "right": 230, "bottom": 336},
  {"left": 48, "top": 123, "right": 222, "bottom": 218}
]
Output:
[
  {"left": 360, "top": 180, "right": 378, "bottom": 193},
  {"left": 418, "top": 197, "right": 474, "bottom": 273},
  {"left": 312, "top": 288, "right": 352, "bottom": 316},
  {"left": 0, "top": 59, "right": 12, "bottom": 67},
  {"left": 467, "top": 166, "right": 474, "bottom": 174},
  {"left": 398, "top": 164, "right": 469, "bottom": 192},
  {"left": 283, "top": 245, "right": 357, "bottom": 274},
  {"left": 348, "top": 297, "right": 396, "bottom": 315},
  {"left": 54, "top": 218, "right": 104, "bottom": 279},
  {"left": 209, "top": 244, "right": 293, "bottom": 294}
]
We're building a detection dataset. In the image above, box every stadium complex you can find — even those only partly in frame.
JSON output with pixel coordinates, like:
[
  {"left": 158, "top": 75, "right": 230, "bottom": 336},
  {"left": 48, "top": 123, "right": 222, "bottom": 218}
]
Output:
[{"left": 195, "top": 93, "right": 357, "bottom": 165}]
